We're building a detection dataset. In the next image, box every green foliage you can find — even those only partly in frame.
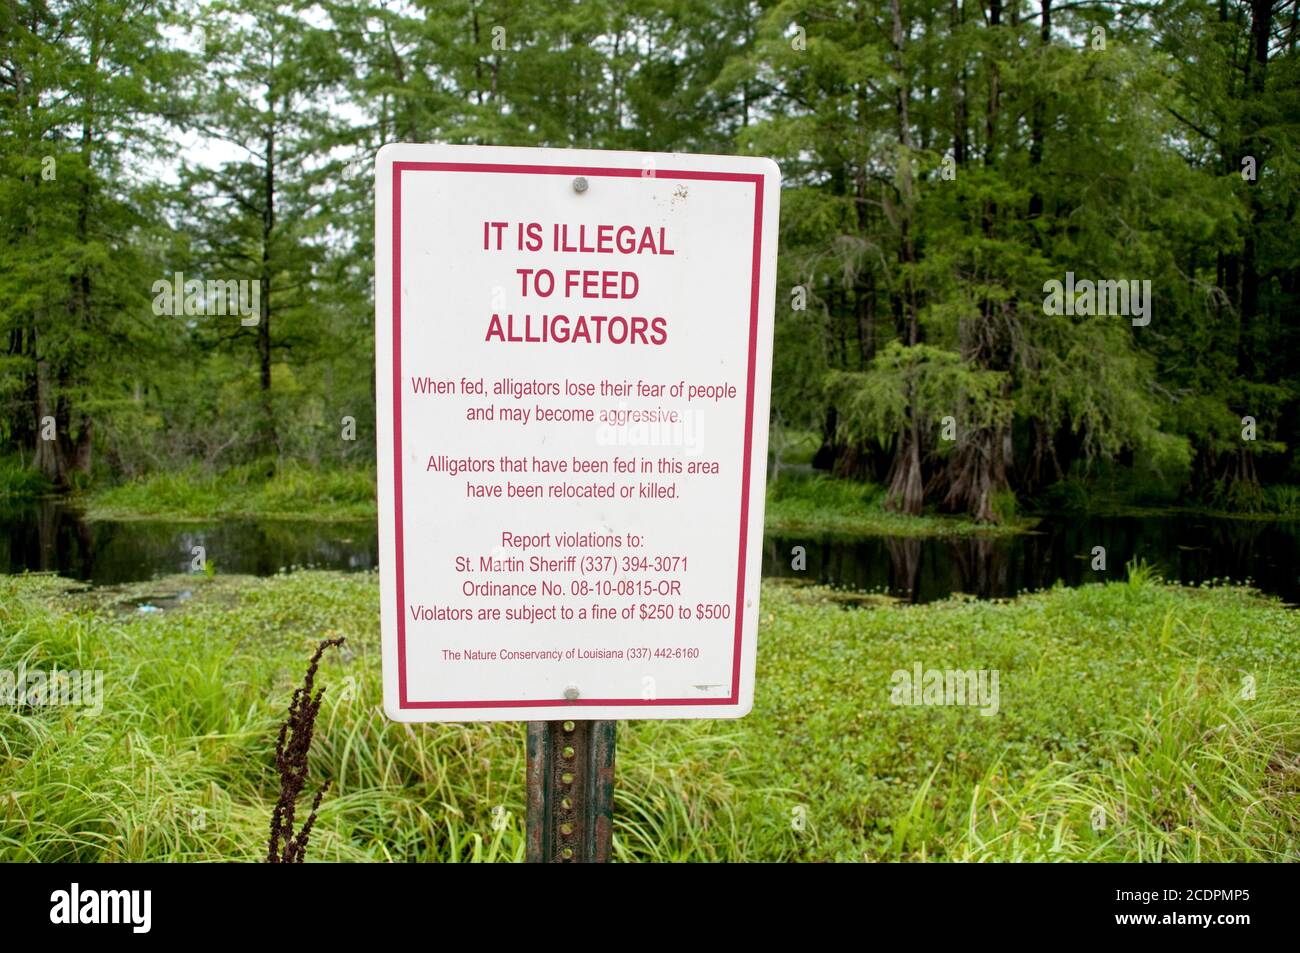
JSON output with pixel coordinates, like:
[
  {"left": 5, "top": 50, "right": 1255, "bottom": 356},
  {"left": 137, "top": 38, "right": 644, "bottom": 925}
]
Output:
[
  {"left": 765, "top": 472, "right": 1024, "bottom": 537},
  {"left": 2, "top": 0, "right": 1297, "bottom": 514},
  {"left": 1260, "top": 486, "right": 1300, "bottom": 516},
  {"left": 83, "top": 460, "right": 377, "bottom": 521},
  {"left": 1036, "top": 475, "right": 1094, "bottom": 514},
  {"left": 1123, "top": 557, "right": 1162, "bottom": 590},
  {"left": 827, "top": 342, "right": 1012, "bottom": 453},
  {"left": 735, "top": 0, "right": 1298, "bottom": 514},
  {"left": 0, "top": 456, "right": 53, "bottom": 501},
  {"left": 0, "top": 0, "right": 186, "bottom": 487},
  {"left": 1206, "top": 480, "right": 1300, "bottom": 517},
  {"left": 989, "top": 488, "right": 1018, "bottom": 525},
  {"left": 3, "top": 571, "right": 1296, "bottom": 861}
]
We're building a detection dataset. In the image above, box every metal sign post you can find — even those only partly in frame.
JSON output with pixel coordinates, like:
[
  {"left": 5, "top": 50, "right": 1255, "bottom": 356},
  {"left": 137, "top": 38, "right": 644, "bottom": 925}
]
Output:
[{"left": 526, "top": 720, "right": 616, "bottom": 862}]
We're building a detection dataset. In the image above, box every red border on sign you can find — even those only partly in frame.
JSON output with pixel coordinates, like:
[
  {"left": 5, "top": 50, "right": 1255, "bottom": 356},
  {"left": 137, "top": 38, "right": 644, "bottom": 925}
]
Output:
[{"left": 391, "top": 161, "right": 765, "bottom": 709}]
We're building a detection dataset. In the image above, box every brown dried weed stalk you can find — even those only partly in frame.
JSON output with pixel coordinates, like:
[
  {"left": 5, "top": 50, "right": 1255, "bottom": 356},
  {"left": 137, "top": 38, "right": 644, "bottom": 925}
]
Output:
[{"left": 267, "top": 637, "right": 345, "bottom": 863}]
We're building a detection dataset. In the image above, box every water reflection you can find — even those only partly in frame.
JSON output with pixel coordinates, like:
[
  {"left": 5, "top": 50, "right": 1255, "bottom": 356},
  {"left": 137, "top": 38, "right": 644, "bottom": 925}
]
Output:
[
  {"left": 2, "top": 499, "right": 1297, "bottom": 605},
  {"left": 764, "top": 515, "right": 1300, "bottom": 605},
  {"left": 0, "top": 500, "right": 377, "bottom": 585}
]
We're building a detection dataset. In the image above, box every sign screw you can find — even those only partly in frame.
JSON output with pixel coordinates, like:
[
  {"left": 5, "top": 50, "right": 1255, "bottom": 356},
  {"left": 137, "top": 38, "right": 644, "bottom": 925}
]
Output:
[
  {"left": 572, "top": 176, "right": 589, "bottom": 193},
  {"left": 564, "top": 685, "right": 580, "bottom": 701}
]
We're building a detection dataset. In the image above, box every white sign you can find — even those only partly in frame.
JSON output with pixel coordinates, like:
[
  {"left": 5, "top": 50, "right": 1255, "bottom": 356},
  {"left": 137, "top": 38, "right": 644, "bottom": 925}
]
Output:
[{"left": 375, "top": 143, "right": 779, "bottom": 722}]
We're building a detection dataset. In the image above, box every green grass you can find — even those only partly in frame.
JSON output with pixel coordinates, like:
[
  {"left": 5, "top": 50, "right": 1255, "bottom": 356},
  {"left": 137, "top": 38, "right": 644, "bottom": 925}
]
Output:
[
  {"left": 78, "top": 465, "right": 1032, "bottom": 541},
  {"left": 68, "top": 456, "right": 1300, "bottom": 529},
  {"left": 0, "top": 456, "right": 53, "bottom": 502},
  {"left": 82, "top": 461, "right": 377, "bottom": 521},
  {"left": 2, "top": 569, "right": 1296, "bottom": 861},
  {"left": 765, "top": 473, "right": 1031, "bottom": 538}
]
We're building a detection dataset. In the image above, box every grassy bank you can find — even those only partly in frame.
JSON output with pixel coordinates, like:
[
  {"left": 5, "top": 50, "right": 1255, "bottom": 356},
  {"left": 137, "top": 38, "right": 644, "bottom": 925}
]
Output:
[
  {"left": 81, "top": 462, "right": 377, "bottom": 521},
  {"left": 80, "top": 466, "right": 1025, "bottom": 540},
  {"left": 2, "top": 570, "right": 1296, "bottom": 861},
  {"left": 81, "top": 466, "right": 1299, "bottom": 529},
  {"left": 765, "top": 473, "right": 1030, "bottom": 537},
  {"left": 0, "top": 456, "right": 53, "bottom": 502}
]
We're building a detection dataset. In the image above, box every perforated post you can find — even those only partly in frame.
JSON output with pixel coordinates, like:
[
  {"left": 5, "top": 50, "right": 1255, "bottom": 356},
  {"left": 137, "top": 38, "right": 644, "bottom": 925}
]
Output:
[{"left": 526, "top": 720, "right": 616, "bottom": 863}]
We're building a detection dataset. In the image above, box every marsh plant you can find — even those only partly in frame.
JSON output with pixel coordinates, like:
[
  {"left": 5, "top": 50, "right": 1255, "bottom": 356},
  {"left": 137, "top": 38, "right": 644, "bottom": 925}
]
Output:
[{"left": 268, "top": 637, "right": 346, "bottom": 863}]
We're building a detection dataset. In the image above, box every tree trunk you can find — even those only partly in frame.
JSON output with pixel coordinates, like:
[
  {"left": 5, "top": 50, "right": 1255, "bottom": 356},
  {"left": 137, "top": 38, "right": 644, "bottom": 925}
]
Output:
[
  {"left": 1028, "top": 0, "right": 1050, "bottom": 223},
  {"left": 885, "top": 0, "right": 924, "bottom": 516},
  {"left": 258, "top": 123, "right": 277, "bottom": 459},
  {"left": 33, "top": 326, "right": 61, "bottom": 483},
  {"left": 885, "top": 411, "right": 924, "bottom": 515},
  {"left": 1238, "top": 0, "right": 1272, "bottom": 376}
]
